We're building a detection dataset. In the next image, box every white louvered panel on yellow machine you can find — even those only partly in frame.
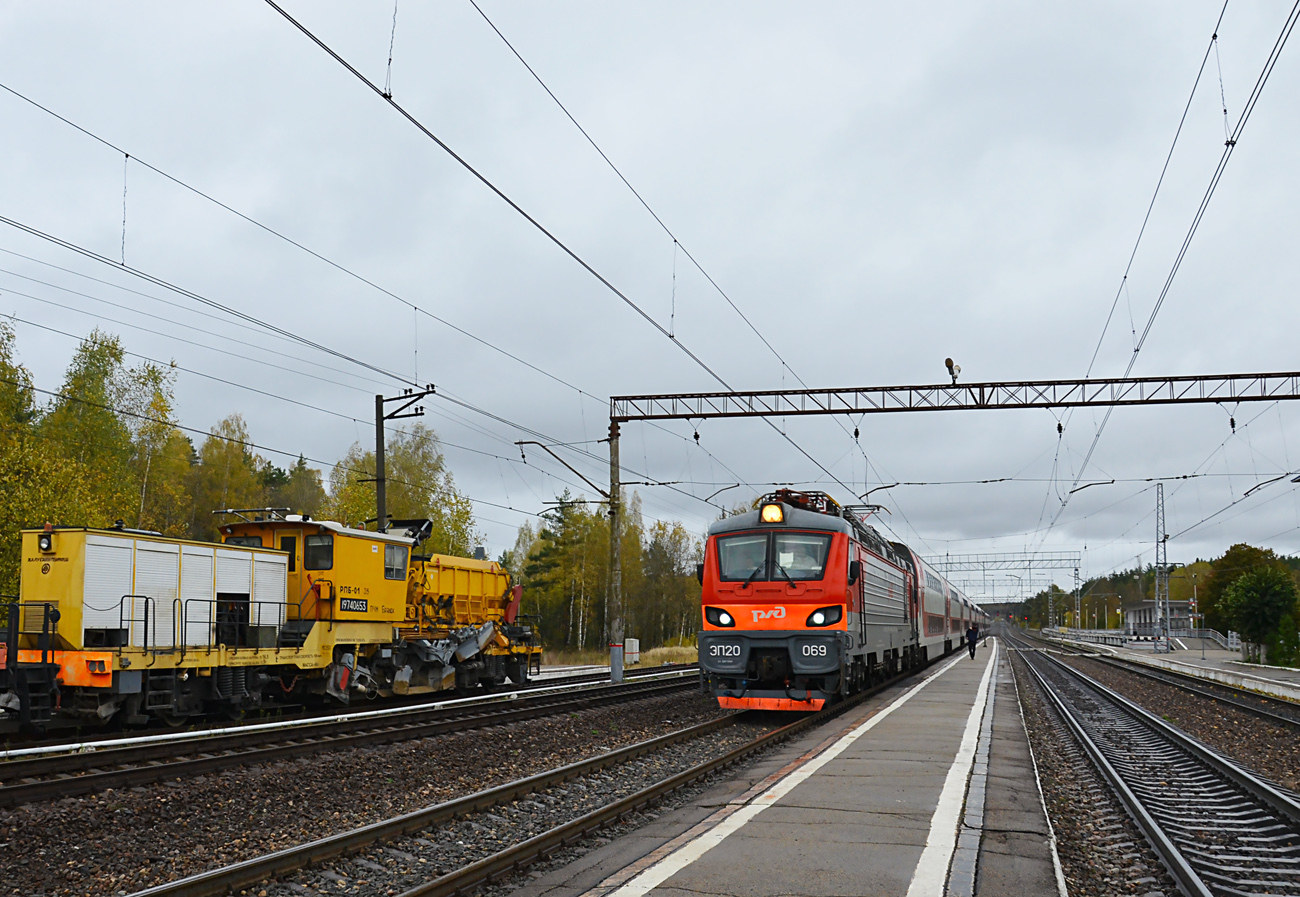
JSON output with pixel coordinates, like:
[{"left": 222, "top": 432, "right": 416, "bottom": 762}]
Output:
[{"left": 133, "top": 541, "right": 180, "bottom": 649}]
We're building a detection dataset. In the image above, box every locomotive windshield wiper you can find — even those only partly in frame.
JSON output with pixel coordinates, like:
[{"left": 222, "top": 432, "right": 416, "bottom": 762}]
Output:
[
  {"left": 742, "top": 563, "right": 765, "bottom": 587},
  {"left": 775, "top": 564, "right": 796, "bottom": 585}
]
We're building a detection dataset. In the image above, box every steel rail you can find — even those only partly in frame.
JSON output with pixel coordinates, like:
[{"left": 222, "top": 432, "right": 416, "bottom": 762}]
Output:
[
  {"left": 129, "top": 656, "right": 909, "bottom": 897},
  {"left": 0, "top": 676, "right": 693, "bottom": 808},
  {"left": 1013, "top": 628, "right": 1300, "bottom": 728},
  {"left": 1094, "top": 655, "right": 1300, "bottom": 731},
  {"left": 1022, "top": 647, "right": 1300, "bottom": 897},
  {"left": 393, "top": 683, "right": 877, "bottom": 897}
]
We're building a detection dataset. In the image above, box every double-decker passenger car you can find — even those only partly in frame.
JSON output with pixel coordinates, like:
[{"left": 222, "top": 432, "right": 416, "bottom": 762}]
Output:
[{"left": 697, "top": 490, "right": 987, "bottom": 711}]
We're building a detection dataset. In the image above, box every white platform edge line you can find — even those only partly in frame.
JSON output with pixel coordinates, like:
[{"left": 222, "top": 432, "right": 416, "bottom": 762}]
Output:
[
  {"left": 605, "top": 651, "right": 971, "bottom": 897},
  {"left": 905, "top": 640, "right": 998, "bottom": 897},
  {"left": 1008, "top": 644, "right": 1070, "bottom": 897}
]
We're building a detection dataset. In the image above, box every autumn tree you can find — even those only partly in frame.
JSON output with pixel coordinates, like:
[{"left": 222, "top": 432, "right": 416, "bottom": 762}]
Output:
[
  {"left": 325, "top": 424, "right": 479, "bottom": 555},
  {"left": 37, "top": 330, "right": 138, "bottom": 524},
  {"left": 262, "top": 455, "right": 326, "bottom": 518},
  {"left": 634, "top": 521, "right": 703, "bottom": 646},
  {"left": 1223, "top": 566, "right": 1300, "bottom": 663},
  {"left": 1201, "top": 544, "right": 1291, "bottom": 633},
  {"left": 0, "top": 324, "right": 96, "bottom": 593},
  {"left": 188, "top": 414, "right": 265, "bottom": 540}
]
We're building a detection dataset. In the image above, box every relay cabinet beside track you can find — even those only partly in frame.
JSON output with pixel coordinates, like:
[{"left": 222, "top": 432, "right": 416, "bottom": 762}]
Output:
[{"left": 0, "top": 512, "right": 541, "bottom": 728}]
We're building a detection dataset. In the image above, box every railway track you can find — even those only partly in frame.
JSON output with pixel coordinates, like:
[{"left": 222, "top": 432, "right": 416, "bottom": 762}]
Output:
[
  {"left": 0, "top": 662, "right": 698, "bottom": 748},
  {"left": 1090, "top": 655, "right": 1300, "bottom": 730},
  {"left": 1019, "top": 642, "right": 1300, "bottom": 896},
  {"left": 0, "top": 671, "right": 696, "bottom": 808},
  {"left": 126, "top": 655, "right": 913, "bottom": 897},
  {"left": 1021, "top": 626, "right": 1300, "bottom": 730}
]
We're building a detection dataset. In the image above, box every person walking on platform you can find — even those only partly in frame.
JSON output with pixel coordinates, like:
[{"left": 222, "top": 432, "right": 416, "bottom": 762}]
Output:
[{"left": 965, "top": 624, "right": 979, "bottom": 659}]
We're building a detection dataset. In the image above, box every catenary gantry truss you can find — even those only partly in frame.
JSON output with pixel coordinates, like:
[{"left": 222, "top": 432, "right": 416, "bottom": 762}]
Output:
[
  {"left": 604, "top": 370, "right": 1300, "bottom": 680},
  {"left": 611, "top": 372, "right": 1300, "bottom": 422},
  {"left": 929, "top": 552, "right": 1082, "bottom": 573}
]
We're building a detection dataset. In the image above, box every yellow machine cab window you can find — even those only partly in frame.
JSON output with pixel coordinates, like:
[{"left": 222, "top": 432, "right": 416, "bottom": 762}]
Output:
[
  {"left": 304, "top": 533, "right": 333, "bottom": 570},
  {"left": 384, "top": 544, "right": 408, "bottom": 580}
]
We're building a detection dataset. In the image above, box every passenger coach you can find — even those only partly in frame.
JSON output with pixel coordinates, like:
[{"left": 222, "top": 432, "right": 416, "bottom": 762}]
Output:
[{"left": 697, "top": 490, "right": 985, "bottom": 710}]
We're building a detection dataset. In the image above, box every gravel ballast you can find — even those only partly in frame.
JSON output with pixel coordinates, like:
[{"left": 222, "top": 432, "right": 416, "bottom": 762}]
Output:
[{"left": 269, "top": 720, "right": 772, "bottom": 897}]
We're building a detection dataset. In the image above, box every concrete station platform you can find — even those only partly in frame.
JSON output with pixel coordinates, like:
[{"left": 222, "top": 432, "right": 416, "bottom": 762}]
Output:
[
  {"left": 1048, "top": 633, "right": 1300, "bottom": 701},
  {"left": 519, "top": 639, "right": 1065, "bottom": 897}
]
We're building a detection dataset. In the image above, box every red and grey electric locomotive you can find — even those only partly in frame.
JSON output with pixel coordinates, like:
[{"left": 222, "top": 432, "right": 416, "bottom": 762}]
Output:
[{"left": 697, "top": 490, "right": 987, "bottom": 711}]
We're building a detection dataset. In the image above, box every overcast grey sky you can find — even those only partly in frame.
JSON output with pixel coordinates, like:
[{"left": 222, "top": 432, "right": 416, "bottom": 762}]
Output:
[{"left": 1, "top": 1, "right": 1298, "bottom": 595}]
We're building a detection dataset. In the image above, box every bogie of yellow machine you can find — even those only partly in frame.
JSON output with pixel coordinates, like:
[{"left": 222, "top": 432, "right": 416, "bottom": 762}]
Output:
[{"left": 1, "top": 513, "right": 540, "bottom": 729}]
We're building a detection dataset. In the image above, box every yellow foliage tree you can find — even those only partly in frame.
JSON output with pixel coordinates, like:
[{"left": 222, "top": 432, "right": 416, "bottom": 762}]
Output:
[{"left": 324, "top": 423, "right": 479, "bottom": 556}]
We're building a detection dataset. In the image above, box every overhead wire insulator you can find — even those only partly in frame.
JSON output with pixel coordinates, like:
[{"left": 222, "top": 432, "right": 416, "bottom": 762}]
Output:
[{"left": 1230, "top": 417, "right": 1236, "bottom": 433}]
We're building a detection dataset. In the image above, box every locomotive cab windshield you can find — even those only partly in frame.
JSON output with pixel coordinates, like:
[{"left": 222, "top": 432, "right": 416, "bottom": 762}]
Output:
[{"left": 716, "top": 531, "right": 831, "bottom": 582}]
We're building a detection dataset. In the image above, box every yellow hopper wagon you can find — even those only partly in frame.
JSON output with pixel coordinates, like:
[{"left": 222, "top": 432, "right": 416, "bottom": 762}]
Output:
[{"left": 0, "top": 512, "right": 540, "bottom": 729}]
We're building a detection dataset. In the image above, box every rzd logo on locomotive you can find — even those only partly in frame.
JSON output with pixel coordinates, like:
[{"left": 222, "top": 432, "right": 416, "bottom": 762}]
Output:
[{"left": 751, "top": 606, "right": 787, "bottom": 623}]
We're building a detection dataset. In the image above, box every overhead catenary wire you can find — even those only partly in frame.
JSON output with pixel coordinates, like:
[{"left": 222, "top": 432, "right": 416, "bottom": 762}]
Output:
[
  {"left": 0, "top": 81, "right": 751, "bottom": 521},
  {"left": 0, "top": 213, "right": 413, "bottom": 387},
  {"left": 1040, "top": 0, "right": 1300, "bottom": 543},
  {"left": 1081, "top": 0, "right": 1231, "bottom": 380},
  {"left": 0, "top": 81, "right": 598, "bottom": 405},
  {"left": 261, "top": 1, "right": 897, "bottom": 539},
  {"left": 465, "top": 0, "right": 801, "bottom": 383},
  {"left": 0, "top": 252, "right": 722, "bottom": 526},
  {"left": 262, "top": 0, "right": 731, "bottom": 389},
  {"left": 0, "top": 257, "right": 709, "bottom": 524}
]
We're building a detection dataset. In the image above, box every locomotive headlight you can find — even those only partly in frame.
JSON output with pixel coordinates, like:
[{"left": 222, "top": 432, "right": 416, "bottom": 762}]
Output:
[
  {"left": 806, "top": 605, "right": 843, "bottom": 627},
  {"left": 705, "top": 606, "right": 736, "bottom": 627},
  {"left": 760, "top": 503, "right": 784, "bottom": 523}
]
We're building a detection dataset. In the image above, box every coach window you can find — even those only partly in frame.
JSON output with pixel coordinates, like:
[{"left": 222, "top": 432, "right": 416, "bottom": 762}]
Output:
[
  {"left": 717, "top": 533, "right": 769, "bottom": 581},
  {"left": 384, "top": 544, "right": 408, "bottom": 580},
  {"left": 304, "top": 534, "right": 334, "bottom": 570},
  {"left": 774, "top": 533, "right": 831, "bottom": 580}
]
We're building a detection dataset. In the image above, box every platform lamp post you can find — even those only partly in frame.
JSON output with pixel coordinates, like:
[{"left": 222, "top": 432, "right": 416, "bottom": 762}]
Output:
[{"left": 1195, "top": 574, "right": 1203, "bottom": 660}]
